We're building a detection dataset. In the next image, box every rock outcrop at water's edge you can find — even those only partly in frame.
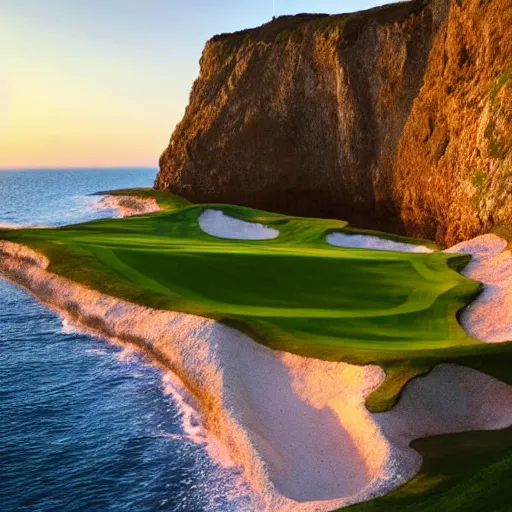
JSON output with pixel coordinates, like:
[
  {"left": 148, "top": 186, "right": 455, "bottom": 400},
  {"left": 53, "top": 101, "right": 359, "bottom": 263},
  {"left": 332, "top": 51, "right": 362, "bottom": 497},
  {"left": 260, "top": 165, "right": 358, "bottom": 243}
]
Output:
[
  {"left": 94, "top": 195, "right": 161, "bottom": 217},
  {"left": 156, "top": 0, "right": 512, "bottom": 246},
  {"left": 2, "top": 240, "right": 512, "bottom": 511}
]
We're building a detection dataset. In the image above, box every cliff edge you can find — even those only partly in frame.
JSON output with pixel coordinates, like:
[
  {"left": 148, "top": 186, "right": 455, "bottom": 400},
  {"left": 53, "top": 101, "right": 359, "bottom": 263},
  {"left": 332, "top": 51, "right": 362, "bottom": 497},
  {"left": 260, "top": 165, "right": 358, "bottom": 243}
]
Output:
[{"left": 156, "top": 0, "right": 511, "bottom": 245}]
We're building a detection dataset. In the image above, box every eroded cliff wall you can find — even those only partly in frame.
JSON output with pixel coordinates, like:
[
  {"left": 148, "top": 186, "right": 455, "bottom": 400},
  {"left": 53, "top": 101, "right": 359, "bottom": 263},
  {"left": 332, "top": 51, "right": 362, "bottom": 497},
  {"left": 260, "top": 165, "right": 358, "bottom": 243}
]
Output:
[
  {"left": 394, "top": 0, "right": 512, "bottom": 244},
  {"left": 156, "top": 0, "right": 511, "bottom": 245}
]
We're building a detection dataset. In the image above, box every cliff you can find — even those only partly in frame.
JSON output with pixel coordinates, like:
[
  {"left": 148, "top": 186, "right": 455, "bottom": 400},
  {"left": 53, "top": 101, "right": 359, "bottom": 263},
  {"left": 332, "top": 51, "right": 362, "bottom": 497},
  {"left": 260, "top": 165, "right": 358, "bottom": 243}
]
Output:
[{"left": 156, "top": 0, "right": 512, "bottom": 245}]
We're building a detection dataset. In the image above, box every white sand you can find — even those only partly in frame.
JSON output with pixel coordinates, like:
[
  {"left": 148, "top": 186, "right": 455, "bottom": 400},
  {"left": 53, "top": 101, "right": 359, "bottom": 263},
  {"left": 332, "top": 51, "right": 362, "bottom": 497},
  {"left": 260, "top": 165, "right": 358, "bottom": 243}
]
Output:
[
  {"left": 445, "top": 234, "right": 512, "bottom": 342},
  {"left": 1, "top": 240, "right": 511, "bottom": 511},
  {"left": 94, "top": 195, "right": 161, "bottom": 218},
  {"left": 376, "top": 363, "right": 512, "bottom": 485},
  {"left": 326, "top": 232, "right": 434, "bottom": 253},
  {"left": 199, "top": 209, "right": 279, "bottom": 240}
]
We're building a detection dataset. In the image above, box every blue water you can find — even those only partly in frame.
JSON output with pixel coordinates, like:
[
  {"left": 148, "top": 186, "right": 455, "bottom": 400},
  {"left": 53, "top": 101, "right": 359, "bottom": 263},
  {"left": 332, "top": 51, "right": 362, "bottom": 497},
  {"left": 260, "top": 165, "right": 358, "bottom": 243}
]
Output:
[
  {"left": 0, "top": 169, "right": 250, "bottom": 511},
  {"left": 0, "top": 168, "right": 156, "bottom": 227}
]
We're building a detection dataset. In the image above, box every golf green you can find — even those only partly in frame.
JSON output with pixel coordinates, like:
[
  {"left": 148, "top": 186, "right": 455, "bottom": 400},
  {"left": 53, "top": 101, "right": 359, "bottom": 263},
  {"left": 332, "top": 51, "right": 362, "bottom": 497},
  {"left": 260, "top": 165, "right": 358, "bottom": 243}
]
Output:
[{"left": 0, "top": 192, "right": 479, "bottom": 362}]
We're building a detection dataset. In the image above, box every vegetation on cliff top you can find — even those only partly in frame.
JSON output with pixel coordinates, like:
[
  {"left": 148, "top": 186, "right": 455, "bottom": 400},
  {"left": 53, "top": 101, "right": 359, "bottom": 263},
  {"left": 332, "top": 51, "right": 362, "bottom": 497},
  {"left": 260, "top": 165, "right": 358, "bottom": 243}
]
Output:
[
  {"left": 209, "top": 0, "right": 430, "bottom": 46},
  {"left": 206, "top": 0, "right": 433, "bottom": 66}
]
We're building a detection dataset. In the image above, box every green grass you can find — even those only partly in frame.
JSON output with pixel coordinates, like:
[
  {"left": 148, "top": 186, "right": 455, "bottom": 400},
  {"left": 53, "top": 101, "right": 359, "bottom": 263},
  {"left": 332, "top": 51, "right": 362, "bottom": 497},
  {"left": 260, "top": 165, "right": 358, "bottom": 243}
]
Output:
[
  {"left": 2, "top": 189, "right": 512, "bottom": 414},
  {"left": 471, "top": 169, "right": 488, "bottom": 207},
  {"left": 342, "top": 428, "right": 512, "bottom": 512},
  {"left": 490, "top": 68, "right": 512, "bottom": 109},
  {"left": 471, "top": 169, "right": 486, "bottom": 192},
  {"left": 0, "top": 193, "right": 478, "bottom": 364},
  {"left": 484, "top": 119, "right": 503, "bottom": 159},
  {"left": 2, "top": 189, "right": 512, "bottom": 510}
]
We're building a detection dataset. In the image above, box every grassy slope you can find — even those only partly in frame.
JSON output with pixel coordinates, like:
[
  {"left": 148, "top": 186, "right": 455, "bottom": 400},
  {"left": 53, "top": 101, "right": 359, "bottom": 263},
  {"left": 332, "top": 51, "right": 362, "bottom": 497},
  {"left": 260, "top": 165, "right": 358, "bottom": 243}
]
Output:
[
  {"left": 2, "top": 189, "right": 512, "bottom": 510},
  {"left": 2, "top": 190, "right": 512, "bottom": 410}
]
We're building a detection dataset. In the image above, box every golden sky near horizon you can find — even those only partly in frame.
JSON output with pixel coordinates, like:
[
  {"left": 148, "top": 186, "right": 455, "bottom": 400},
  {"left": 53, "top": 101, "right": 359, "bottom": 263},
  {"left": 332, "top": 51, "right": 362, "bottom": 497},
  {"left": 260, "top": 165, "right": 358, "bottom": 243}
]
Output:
[
  {"left": 0, "top": 2, "right": 199, "bottom": 169},
  {"left": 1, "top": 0, "right": 387, "bottom": 169}
]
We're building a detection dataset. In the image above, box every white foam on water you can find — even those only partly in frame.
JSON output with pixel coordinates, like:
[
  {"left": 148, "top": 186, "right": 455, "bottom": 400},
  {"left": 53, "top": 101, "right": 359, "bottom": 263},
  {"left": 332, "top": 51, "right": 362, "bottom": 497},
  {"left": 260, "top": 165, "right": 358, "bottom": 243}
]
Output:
[
  {"left": 61, "top": 317, "right": 90, "bottom": 335},
  {"left": 92, "top": 195, "right": 161, "bottom": 218},
  {"left": 59, "top": 307, "right": 241, "bottom": 471},
  {"left": 57, "top": 307, "right": 255, "bottom": 510},
  {"left": 0, "top": 221, "right": 49, "bottom": 230}
]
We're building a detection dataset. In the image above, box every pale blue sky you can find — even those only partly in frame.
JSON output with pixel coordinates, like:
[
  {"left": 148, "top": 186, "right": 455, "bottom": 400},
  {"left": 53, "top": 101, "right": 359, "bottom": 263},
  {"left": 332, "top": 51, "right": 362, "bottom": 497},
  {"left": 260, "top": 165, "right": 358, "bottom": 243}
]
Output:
[{"left": 1, "top": 1, "right": 392, "bottom": 168}]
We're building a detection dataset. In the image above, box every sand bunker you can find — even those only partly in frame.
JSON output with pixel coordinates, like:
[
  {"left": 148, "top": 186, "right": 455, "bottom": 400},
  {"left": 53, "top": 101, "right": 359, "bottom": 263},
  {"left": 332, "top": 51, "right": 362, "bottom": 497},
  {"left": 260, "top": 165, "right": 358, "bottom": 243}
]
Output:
[
  {"left": 94, "top": 195, "right": 161, "bottom": 218},
  {"left": 198, "top": 209, "right": 279, "bottom": 240},
  {"left": 376, "top": 363, "right": 512, "bottom": 484},
  {"left": 1, "top": 240, "right": 511, "bottom": 511},
  {"left": 327, "top": 232, "right": 433, "bottom": 253},
  {"left": 445, "top": 234, "right": 512, "bottom": 342}
]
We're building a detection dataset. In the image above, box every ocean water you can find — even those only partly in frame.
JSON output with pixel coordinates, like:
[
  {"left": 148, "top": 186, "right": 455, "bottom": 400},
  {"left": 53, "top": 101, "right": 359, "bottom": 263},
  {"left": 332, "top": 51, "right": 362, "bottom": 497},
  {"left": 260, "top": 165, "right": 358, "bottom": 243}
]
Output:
[
  {"left": 0, "top": 168, "right": 155, "bottom": 227},
  {"left": 0, "top": 169, "right": 251, "bottom": 512}
]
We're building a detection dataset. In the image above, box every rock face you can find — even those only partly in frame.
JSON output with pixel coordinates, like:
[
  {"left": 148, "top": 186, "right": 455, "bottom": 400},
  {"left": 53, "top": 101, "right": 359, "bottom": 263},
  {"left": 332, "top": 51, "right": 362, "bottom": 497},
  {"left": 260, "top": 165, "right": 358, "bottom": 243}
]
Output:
[{"left": 156, "top": 0, "right": 511, "bottom": 245}]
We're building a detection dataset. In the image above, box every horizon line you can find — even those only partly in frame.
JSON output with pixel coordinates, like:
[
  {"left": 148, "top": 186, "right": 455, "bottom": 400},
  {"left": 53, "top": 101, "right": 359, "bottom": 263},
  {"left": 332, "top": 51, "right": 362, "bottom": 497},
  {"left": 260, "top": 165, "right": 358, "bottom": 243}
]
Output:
[{"left": 0, "top": 166, "right": 159, "bottom": 172}]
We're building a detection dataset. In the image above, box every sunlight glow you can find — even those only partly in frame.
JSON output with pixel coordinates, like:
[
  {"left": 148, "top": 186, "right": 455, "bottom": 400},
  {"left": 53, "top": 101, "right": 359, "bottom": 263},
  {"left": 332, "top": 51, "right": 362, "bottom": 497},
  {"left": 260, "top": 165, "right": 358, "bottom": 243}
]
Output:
[{"left": 0, "top": 0, "right": 389, "bottom": 169}]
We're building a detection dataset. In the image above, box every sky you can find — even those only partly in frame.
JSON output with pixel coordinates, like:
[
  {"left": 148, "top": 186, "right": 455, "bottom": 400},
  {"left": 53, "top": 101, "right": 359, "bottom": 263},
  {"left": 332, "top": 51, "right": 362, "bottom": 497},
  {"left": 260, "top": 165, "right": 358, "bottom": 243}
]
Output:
[{"left": 1, "top": 0, "right": 391, "bottom": 169}]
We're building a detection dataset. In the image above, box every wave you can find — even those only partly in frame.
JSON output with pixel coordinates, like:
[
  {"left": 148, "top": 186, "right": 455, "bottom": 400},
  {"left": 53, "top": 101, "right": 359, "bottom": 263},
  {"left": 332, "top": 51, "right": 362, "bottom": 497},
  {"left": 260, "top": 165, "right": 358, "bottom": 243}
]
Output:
[
  {"left": 0, "top": 221, "right": 49, "bottom": 230},
  {"left": 91, "top": 194, "right": 161, "bottom": 218},
  {"left": 61, "top": 314, "right": 239, "bottom": 467},
  {"left": 0, "top": 193, "right": 159, "bottom": 232},
  {"left": 59, "top": 310, "right": 255, "bottom": 510}
]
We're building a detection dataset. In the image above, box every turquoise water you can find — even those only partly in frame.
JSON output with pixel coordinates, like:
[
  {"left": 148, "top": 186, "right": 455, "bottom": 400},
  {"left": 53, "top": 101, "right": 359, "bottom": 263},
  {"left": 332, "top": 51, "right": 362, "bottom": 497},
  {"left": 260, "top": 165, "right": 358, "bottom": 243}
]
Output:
[{"left": 0, "top": 169, "right": 251, "bottom": 511}]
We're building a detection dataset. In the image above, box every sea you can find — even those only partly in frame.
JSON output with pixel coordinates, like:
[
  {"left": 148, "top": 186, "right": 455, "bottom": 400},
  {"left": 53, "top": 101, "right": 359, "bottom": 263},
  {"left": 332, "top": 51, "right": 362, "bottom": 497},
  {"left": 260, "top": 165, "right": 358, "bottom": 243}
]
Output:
[{"left": 0, "top": 169, "right": 252, "bottom": 512}]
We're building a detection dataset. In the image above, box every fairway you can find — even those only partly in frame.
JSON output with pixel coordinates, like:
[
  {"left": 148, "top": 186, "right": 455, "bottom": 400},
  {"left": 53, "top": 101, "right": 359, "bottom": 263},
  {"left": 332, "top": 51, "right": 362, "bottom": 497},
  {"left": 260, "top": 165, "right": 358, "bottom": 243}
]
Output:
[
  {"left": 0, "top": 195, "right": 480, "bottom": 364},
  {"left": 5, "top": 190, "right": 512, "bottom": 411}
]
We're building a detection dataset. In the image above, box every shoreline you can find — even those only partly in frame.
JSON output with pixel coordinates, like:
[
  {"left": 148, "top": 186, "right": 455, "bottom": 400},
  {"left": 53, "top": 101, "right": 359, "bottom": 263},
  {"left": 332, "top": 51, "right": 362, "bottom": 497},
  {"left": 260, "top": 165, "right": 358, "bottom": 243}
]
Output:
[
  {"left": 2, "top": 240, "right": 512, "bottom": 510},
  {"left": 0, "top": 241, "right": 393, "bottom": 511}
]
